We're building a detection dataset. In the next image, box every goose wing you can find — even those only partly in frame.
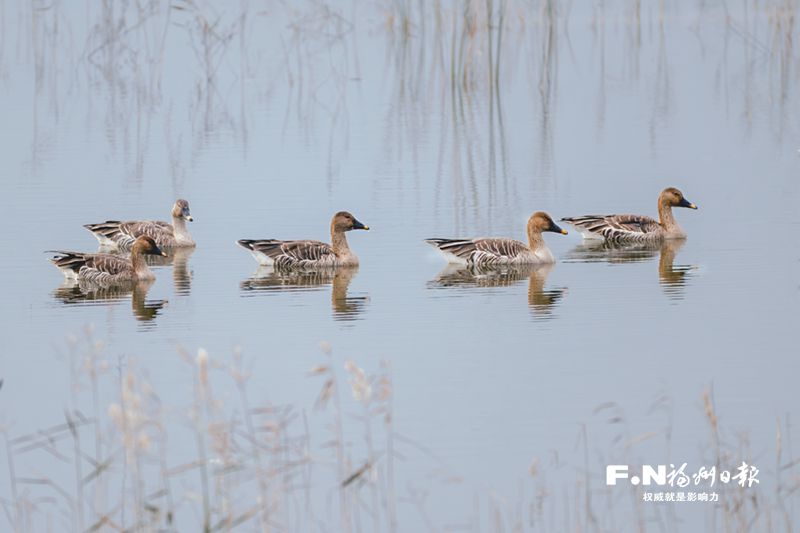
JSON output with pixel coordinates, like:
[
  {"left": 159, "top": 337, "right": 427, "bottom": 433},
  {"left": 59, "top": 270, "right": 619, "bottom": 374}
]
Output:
[
  {"left": 560, "top": 214, "right": 662, "bottom": 242},
  {"left": 237, "top": 239, "right": 335, "bottom": 267},
  {"left": 426, "top": 238, "right": 528, "bottom": 265},
  {"left": 84, "top": 220, "right": 174, "bottom": 248}
]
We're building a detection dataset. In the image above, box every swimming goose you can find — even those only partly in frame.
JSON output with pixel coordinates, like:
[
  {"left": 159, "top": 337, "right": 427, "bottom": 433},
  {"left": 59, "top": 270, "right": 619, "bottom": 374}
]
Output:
[
  {"left": 84, "top": 199, "right": 195, "bottom": 249},
  {"left": 425, "top": 211, "right": 567, "bottom": 266},
  {"left": 48, "top": 236, "right": 167, "bottom": 284},
  {"left": 237, "top": 211, "right": 370, "bottom": 267},
  {"left": 561, "top": 187, "right": 697, "bottom": 243}
]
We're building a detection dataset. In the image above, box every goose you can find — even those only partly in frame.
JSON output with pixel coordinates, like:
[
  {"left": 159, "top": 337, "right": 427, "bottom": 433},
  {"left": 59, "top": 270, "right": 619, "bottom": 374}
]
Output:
[
  {"left": 48, "top": 236, "right": 167, "bottom": 284},
  {"left": 84, "top": 199, "right": 195, "bottom": 249},
  {"left": 425, "top": 211, "right": 567, "bottom": 266},
  {"left": 561, "top": 187, "right": 697, "bottom": 242},
  {"left": 237, "top": 211, "right": 370, "bottom": 267}
]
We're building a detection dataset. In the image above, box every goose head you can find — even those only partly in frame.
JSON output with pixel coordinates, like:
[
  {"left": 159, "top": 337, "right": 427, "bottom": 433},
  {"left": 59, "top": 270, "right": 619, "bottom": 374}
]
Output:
[
  {"left": 331, "top": 211, "right": 369, "bottom": 233},
  {"left": 133, "top": 236, "right": 167, "bottom": 257},
  {"left": 528, "top": 211, "right": 568, "bottom": 235},
  {"left": 172, "top": 199, "right": 194, "bottom": 221},
  {"left": 660, "top": 188, "right": 697, "bottom": 210}
]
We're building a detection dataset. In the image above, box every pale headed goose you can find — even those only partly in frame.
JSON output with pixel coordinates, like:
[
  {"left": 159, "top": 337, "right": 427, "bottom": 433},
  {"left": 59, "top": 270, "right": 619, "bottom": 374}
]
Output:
[
  {"left": 84, "top": 199, "right": 195, "bottom": 249},
  {"left": 237, "top": 211, "right": 370, "bottom": 267},
  {"left": 425, "top": 211, "right": 567, "bottom": 266},
  {"left": 48, "top": 236, "right": 167, "bottom": 284},
  {"left": 561, "top": 187, "right": 698, "bottom": 242}
]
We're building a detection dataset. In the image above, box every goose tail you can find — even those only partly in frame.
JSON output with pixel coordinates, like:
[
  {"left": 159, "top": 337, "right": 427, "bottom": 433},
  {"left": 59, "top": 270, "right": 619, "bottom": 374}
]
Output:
[
  {"left": 84, "top": 221, "right": 124, "bottom": 247},
  {"left": 46, "top": 251, "right": 86, "bottom": 279},
  {"left": 425, "top": 238, "right": 471, "bottom": 265},
  {"left": 560, "top": 216, "right": 607, "bottom": 240},
  {"left": 237, "top": 239, "right": 279, "bottom": 266}
]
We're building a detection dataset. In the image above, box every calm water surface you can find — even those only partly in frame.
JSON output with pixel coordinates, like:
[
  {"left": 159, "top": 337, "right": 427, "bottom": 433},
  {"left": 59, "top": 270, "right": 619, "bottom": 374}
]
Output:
[{"left": 1, "top": 1, "right": 799, "bottom": 531}]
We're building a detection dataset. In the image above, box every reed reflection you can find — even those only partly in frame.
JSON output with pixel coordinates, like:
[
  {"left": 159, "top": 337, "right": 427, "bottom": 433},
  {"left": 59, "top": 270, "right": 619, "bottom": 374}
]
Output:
[
  {"left": 428, "top": 263, "right": 566, "bottom": 319},
  {"left": 11, "top": 0, "right": 798, "bottom": 189},
  {"left": 240, "top": 266, "right": 367, "bottom": 321},
  {"left": 383, "top": 1, "right": 523, "bottom": 234},
  {"left": 52, "top": 279, "right": 167, "bottom": 323},
  {"left": 565, "top": 239, "right": 695, "bottom": 299}
]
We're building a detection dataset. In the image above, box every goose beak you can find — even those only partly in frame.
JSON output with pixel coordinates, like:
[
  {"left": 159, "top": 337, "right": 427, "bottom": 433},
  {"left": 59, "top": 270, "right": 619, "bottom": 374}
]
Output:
[
  {"left": 678, "top": 198, "right": 698, "bottom": 209},
  {"left": 353, "top": 219, "right": 369, "bottom": 230},
  {"left": 185, "top": 214, "right": 194, "bottom": 221},
  {"left": 549, "top": 222, "right": 568, "bottom": 235}
]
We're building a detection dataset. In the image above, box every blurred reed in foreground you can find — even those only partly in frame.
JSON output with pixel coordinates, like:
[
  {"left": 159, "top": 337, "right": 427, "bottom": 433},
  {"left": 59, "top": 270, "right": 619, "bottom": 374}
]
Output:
[{"left": 1, "top": 326, "right": 797, "bottom": 531}]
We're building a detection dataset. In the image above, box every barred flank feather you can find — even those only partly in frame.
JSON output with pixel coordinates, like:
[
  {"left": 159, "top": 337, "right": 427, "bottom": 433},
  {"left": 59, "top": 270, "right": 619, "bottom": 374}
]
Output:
[
  {"left": 426, "top": 238, "right": 541, "bottom": 266},
  {"left": 48, "top": 251, "right": 137, "bottom": 284},
  {"left": 561, "top": 214, "right": 663, "bottom": 243},
  {"left": 237, "top": 239, "right": 337, "bottom": 268}
]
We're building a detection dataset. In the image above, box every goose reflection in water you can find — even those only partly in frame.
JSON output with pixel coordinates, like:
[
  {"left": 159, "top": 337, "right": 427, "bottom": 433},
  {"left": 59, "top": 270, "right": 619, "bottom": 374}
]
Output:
[
  {"left": 52, "top": 279, "right": 168, "bottom": 323},
  {"left": 428, "top": 264, "right": 567, "bottom": 319},
  {"left": 96, "top": 245, "right": 195, "bottom": 295},
  {"left": 240, "top": 266, "right": 367, "bottom": 321},
  {"left": 142, "top": 247, "right": 194, "bottom": 295},
  {"left": 564, "top": 239, "right": 696, "bottom": 299}
]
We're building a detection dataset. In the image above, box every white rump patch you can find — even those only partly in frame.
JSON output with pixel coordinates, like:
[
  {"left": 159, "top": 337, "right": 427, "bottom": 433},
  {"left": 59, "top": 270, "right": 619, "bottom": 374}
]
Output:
[
  {"left": 91, "top": 234, "right": 118, "bottom": 247},
  {"left": 251, "top": 250, "right": 274, "bottom": 266},
  {"left": 60, "top": 268, "right": 79, "bottom": 281},
  {"left": 563, "top": 222, "right": 605, "bottom": 241},
  {"left": 431, "top": 247, "right": 469, "bottom": 265}
]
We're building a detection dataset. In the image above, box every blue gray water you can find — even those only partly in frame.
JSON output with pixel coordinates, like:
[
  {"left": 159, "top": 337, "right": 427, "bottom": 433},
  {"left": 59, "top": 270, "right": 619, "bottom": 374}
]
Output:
[{"left": 1, "top": 1, "right": 798, "bottom": 531}]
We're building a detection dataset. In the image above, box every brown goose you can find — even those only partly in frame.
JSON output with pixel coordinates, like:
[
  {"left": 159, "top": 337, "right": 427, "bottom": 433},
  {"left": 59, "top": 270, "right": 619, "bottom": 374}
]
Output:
[
  {"left": 561, "top": 187, "right": 697, "bottom": 243},
  {"left": 425, "top": 212, "right": 567, "bottom": 266},
  {"left": 237, "top": 211, "right": 370, "bottom": 267},
  {"left": 48, "top": 236, "right": 167, "bottom": 284},
  {"left": 84, "top": 199, "right": 195, "bottom": 249}
]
